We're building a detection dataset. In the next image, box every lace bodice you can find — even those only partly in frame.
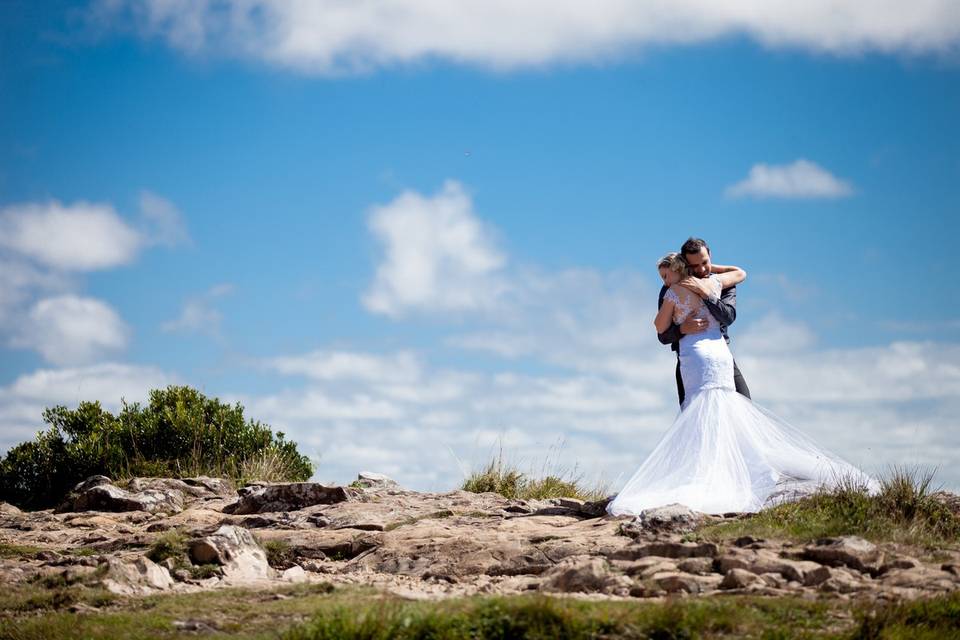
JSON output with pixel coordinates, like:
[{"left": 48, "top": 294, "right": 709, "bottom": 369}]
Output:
[{"left": 664, "top": 275, "right": 723, "bottom": 328}]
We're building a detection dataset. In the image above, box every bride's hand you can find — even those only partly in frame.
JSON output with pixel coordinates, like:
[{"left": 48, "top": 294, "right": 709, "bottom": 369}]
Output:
[{"left": 678, "top": 276, "right": 713, "bottom": 299}]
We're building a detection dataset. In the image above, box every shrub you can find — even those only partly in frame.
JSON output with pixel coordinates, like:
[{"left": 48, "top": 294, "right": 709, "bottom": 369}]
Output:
[{"left": 0, "top": 385, "right": 314, "bottom": 510}]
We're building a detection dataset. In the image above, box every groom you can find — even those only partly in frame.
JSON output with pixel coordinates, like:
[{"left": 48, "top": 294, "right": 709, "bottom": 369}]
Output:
[{"left": 658, "top": 237, "right": 751, "bottom": 405}]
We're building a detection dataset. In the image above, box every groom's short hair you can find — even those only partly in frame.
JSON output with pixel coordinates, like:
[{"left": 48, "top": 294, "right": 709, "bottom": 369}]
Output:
[{"left": 681, "top": 237, "right": 710, "bottom": 256}]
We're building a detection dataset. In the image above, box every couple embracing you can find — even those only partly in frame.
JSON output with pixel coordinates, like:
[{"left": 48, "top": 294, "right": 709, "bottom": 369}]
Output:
[{"left": 607, "top": 237, "right": 877, "bottom": 516}]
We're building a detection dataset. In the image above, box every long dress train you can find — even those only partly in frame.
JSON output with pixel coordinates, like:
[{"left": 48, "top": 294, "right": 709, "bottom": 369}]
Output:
[{"left": 607, "top": 277, "right": 878, "bottom": 516}]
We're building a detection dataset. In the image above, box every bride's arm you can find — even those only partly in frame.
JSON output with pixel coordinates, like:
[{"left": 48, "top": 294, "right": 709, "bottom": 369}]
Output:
[
  {"left": 715, "top": 267, "right": 747, "bottom": 289},
  {"left": 710, "top": 263, "right": 738, "bottom": 274},
  {"left": 654, "top": 297, "right": 676, "bottom": 333}
]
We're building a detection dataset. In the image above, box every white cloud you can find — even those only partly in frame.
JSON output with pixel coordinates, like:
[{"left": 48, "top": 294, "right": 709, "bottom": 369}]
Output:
[
  {"left": 0, "top": 200, "right": 142, "bottom": 271},
  {"left": 737, "top": 312, "right": 817, "bottom": 355},
  {"left": 363, "top": 180, "right": 507, "bottom": 317},
  {"left": 139, "top": 190, "right": 191, "bottom": 248},
  {"left": 0, "top": 193, "right": 189, "bottom": 275},
  {"left": 266, "top": 349, "right": 422, "bottom": 383},
  {"left": 161, "top": 283, "right": 234, "bottom": 337},
  {"left": 0, "top": 193, "right": 189, "bottom": 363},
  {"left": 0, "top": 257, "right": 73, "bottom": 328},
  {"left": 11, "top": 295, "right": 130, "bottom": 366},
  {"left": 725, "top": 159, "right": 854, "bottom": 199},
  {"left": 91, "top": 1, "right": 960, "bottom": 74},
  {"left": 740, "top": 340, "right": 960, "bottom": 404},
  {"left": 0, "top": 362, "right": 174, "bottom": 454}
]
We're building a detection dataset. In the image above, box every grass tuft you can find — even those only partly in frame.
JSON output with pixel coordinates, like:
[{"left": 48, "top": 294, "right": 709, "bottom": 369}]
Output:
[
  {"left": 461, "top": 441, "right": 609, "bottom": 502},
  {"left": 852, "top": 590, "right": 960, "bottom": 639},
  {"left": 146, "top": 530, "right": 187, "bottom": 564},
  {"left": 260, "top": 538, "right": 296, "bottom": 569},
  {"left": 697, "top": 466, "right": 960, "bottom": 548}
]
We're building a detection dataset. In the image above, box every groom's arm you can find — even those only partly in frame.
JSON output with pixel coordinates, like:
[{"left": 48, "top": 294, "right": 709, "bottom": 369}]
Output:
[{"left": 703, "top": 284, "right": 737, "bottom": 327}]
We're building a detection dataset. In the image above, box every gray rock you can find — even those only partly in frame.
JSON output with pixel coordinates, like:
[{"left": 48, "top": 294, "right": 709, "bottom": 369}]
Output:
[
  {"left": 188, "top": 525, "right": 270, "bottom": 582},
  {"left": 652, "top": 571, "right": 702, "bottom": 593},
  {"left": 99, "top": 557, "right": 174, "bottom": 595},
  {"left": 612, "top": 556, "right": 677, "bottom": 577},
  {"left": 126, "top": 477, "right": 233, "bottom": 501},
  {"left": 819, "top": 568, "right": 870, "bottom": 594},
  {"left": 223, "top": 483, "right": 352, "bottom": 514},
  {"left": 882, "top": 567, "right": 956, "bottom": 591},
  {"left": 720, "top": 568, "right": 762, "bottom": 589},
  {"left": 282, "top": 565, "right": 307, "bottom": 582},
  {"left": 57, "top": 477, "right": 184, "bottom": 514},
  {"left": 879, "top": 556, "right": 921, "bottom": 574},
  {"left": 803, "top": 536, "right": 883, "bottom": 574},
  {"left": 356, "top": 472, "right": 400, "bottom": 489},
  {"left": 539, "top": 556, "right": 628, "bottom": 594},
  {"left": 0, "top": 502, "right": 22, "bottom": 515},
  {"left": 717, "top": 548, "right": 827, "bottom": 584},
  {"left": 678, "top": 557, "right": 715, "bottom": 575},
  {"left": 612, "top": 541, "right": 718, "bottom": 560},
  {"left": 637, "top": 504, "right": 707, "bottom": 532},
  {"left": 802, "top": 564, "right": 833, "bottom": 586},
  {"left": 580, "top": 497, "right": 613, "bottom": 518}
]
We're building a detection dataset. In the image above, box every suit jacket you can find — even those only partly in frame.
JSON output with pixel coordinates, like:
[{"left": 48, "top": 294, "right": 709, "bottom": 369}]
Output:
[{"left": 657, "top": 283, "right": 738, "bottom": 353}]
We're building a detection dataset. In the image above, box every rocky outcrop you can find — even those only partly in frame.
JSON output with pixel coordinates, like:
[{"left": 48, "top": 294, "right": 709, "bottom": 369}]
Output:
[
  {"left": 99, "top": 556, "right": 175, "bottom": 595},
  {"left": 56, "top": 476, "right": 185, "bottom": 515},
  {"left": 355, "top": 471, "right": 400, "bottom": 489},
  {"left": 222, "top": 483, "right": 353, "bottom": 515},
  {"left": 2, "top": 475, "right": 958, "bottom": 603},
  {"left": 188, "top": 525, "right": 270, "bottom": 582}
]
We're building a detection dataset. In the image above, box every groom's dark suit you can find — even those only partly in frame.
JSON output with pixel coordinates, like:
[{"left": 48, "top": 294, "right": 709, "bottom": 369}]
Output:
[{"left": 657, "top": 284, "right": 751, "bottom": 406}]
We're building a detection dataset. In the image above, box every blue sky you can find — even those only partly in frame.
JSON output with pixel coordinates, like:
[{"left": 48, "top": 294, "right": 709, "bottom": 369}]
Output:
[{"left": 2, "top": 1, "right": 959, "bottom": 492}]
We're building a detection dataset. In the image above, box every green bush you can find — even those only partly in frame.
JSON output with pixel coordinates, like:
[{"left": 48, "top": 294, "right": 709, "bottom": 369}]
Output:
[{"left": 0, "top": 385, "right": 314, "bottom": 510}]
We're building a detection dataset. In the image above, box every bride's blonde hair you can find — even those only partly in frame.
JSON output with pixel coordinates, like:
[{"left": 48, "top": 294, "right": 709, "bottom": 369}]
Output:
[{"left": 657, "top": 252, "right": 688, "bottom": 277}]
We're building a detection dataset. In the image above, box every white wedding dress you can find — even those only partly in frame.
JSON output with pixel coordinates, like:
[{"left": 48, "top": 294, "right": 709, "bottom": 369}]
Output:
[{"left": 607, "top": 275, "right": 879, "bottom": 516}]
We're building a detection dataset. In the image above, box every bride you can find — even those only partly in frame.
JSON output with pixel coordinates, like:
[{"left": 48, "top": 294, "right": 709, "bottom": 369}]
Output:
[{"left": 607, "top": 253, "right": 879, "bottom": 516}]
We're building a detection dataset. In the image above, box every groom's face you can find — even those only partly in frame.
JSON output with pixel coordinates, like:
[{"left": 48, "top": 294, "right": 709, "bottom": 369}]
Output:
[{"left": 684, "top": 247, "right": 711, "bottom": 279}]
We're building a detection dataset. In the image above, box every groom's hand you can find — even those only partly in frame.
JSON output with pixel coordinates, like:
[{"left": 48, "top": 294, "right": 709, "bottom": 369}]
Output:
[
  {"left": 680, "top": 316, "right": 708, "bottom": 335},
  {"left": 678, "top": 276, "right": 713, "bottom": 299}
]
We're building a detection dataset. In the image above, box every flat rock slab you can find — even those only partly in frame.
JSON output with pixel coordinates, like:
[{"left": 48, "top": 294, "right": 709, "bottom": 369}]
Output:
[
  {"left": 57, "top": 477, "right": 184, "bottom": 515},
  {"left": 804, "top": 536, "right": 883, "bottom": 574},
  {"left": 223, "top": 483, "right": 353, "bottom": 514}
]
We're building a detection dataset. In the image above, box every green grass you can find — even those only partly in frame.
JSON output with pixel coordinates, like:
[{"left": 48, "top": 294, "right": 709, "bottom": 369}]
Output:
[
  {"left": 284, "top": 593, "right": 949, "bottom": 640},
  {"left": 461, "top": 446, "right": 608, "bottom": 502},
  {"left": 0, "top": 542, "right": 45, "bottom": 558},
  {"left": 3, "top": 578, "right": 959, "bottom": 640},
  {"left": 145, "top": 529, "right": 187, "bottom": 564},
  {"left": 851, "top": 591, "right": 960, "bottom": 640},
  {"left": 0, "top": 564, "right": 117, "bottom": 613},
  {"left": 696, "top": 468, "right": 960, "bottom": 549},
  {"left": 67, "top": 546, "right": 98, "bottom": 557},
  {"left": 261, "top": 538, "right": 296, "bottom": 568},
  {"left": 1, "top": 582, "right": 337, "bottom": 640}
]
